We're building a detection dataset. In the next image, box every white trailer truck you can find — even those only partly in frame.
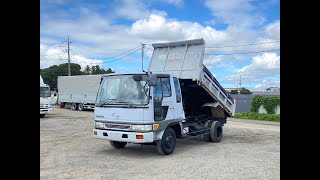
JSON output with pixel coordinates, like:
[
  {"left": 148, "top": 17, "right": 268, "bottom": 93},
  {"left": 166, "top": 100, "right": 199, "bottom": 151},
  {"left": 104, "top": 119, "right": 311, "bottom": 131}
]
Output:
[
  {"left": 57, "top": 75, "right": 104, "bottom": 111},
  {"left": 93, "top": 39, "right": 236, "bottom": 155},
  {"left": 40, "top": 75, "right": 52, "bottom": 117}
]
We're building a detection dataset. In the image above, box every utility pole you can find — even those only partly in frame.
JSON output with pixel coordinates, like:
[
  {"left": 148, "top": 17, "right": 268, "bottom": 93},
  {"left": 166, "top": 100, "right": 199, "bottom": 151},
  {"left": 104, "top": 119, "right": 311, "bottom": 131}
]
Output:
[
  {"left": 238, "top": 75, "right": 242, "bottom": 94},
  {"left": 141, "top": 43, "right": 145, "bottom": 72},
  {"left": 67, "top": 35, "right": 71, "bottom": 76}
]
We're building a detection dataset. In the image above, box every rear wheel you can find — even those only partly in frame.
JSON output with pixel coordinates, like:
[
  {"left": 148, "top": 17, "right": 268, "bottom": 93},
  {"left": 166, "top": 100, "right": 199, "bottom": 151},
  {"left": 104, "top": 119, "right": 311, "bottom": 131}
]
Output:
[
  {"left": 157, "top": 127, "right": 176, "bottom": 155},
  {"left": 78, "top": 103, "right": 84, "bottom": 111},
  {"left": 71, "top": 103, "right": 77, "bottom": 110},
  {"left": 210, "top": 121, "right": 223, "bottom": 142},
  {"left": 110, "top": 141, "right": 127, "bottom": 148}
]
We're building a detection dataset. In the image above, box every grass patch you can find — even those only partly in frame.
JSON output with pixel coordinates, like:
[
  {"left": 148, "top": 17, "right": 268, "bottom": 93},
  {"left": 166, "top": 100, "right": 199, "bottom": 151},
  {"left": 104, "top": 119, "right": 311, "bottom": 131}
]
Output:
[{"left": 234, "top": 112, "right": 280, "bottom": 122}]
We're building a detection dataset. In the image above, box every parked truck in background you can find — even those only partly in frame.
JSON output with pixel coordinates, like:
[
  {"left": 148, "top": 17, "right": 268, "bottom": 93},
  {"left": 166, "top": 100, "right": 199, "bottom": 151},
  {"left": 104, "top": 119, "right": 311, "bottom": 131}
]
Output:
[
  {"left": 93, "top": 39, "right": 236, "bottom": 155},
  {"left": 57, "top": 75, "right": 104, "bottom": 111},
  {"left": 40, "top": 75, "right": 52, "bottom": 117}
]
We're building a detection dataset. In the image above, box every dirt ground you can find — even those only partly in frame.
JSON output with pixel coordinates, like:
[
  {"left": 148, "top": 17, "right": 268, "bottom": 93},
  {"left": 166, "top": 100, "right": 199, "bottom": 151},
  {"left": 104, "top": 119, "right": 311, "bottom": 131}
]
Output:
[{"left": 40, "top": 107, "right": 280, "bottom": 180}]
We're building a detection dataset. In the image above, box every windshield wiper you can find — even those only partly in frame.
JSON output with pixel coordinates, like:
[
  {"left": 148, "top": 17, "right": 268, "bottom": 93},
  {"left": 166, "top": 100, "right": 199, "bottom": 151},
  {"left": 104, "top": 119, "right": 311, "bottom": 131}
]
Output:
[
  {"left": 97, "top": 99, "right": 117, "bottom": 106},
  {"left": 114, "top": 100, "right": 130, "bottom": 103}
]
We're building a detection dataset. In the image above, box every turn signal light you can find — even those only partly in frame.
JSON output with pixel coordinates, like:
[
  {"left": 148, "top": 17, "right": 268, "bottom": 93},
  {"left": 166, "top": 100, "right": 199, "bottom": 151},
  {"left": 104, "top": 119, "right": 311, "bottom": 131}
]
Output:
[
  {"left": 136, "top": 135, "right": 144, "bottom": 139},
  {"left": 153, "top": 124, "right": 159, "bottom": 130}
]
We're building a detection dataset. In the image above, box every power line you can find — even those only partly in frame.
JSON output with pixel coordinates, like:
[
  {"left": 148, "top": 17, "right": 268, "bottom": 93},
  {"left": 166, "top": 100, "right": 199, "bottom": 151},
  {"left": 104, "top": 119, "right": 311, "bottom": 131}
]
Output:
[
  {"left": 70, "top": 49, "right": 141, "bottom": 64},
  {"left": 204, "top": 49, "right": 280, "bottom": 56},
  {"left": 103, "top": 46, "right": 141, "bottom": 59},
  {"left": 206, "top": 40, "right": 280, "bottom": 48},
  {"left": 103, "top": 48, "right": 141, "bottom": 64},
  {"left": 141, "top": 43, "right": 145, "bottom": 72},
  {"left": 71, "top": 56, "right": 81, "bottom": 61}
]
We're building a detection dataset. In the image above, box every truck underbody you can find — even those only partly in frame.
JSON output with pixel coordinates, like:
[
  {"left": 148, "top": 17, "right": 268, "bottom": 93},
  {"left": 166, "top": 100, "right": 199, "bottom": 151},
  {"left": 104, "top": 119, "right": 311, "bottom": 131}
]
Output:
[{"left": 179, "top": 79, "right": 227, "bottom": 136}]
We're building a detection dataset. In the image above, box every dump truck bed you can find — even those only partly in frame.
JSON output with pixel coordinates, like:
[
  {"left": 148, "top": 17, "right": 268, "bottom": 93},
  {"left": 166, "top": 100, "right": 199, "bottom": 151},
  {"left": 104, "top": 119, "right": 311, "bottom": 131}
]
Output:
[{"left": 148, "top": 38, "right": 236, "bottom": 116}]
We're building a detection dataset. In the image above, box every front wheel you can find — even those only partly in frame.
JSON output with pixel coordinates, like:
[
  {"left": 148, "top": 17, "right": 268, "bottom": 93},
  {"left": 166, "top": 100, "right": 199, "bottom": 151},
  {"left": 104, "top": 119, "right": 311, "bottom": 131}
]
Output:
[
  {"left": 40, "top": 114, "right": 45, "bottom": 118},
  {"left": 157, "top": 127, "right": 176, "bottom": 155},
  {"left": 110, "top": 141, "right": 127, "bottom": 148},
  {"left": 203, "top": 120, "right": 213, "bottom": 142}
]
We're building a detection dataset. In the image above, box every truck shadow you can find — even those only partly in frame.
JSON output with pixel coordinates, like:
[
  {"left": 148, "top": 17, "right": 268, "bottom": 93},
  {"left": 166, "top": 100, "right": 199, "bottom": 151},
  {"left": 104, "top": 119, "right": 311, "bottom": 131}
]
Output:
[{"left": 97, "top": 137, "right": 213, "bottom": 158}]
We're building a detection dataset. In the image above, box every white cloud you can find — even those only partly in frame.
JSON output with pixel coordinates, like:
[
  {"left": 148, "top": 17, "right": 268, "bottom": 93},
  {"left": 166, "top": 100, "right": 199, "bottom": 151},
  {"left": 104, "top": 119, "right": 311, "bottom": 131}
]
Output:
[
  {"left": 40, "top": 2, "right": 279, "bottom": 75},
  {"left": 264, "top": 20, "right": 280, "bottom": 40},
  {"left": 40, "top": 0, "right": 66, "bottom": 5},
  {"left": 203, "top": 55, "right": 224, "bottom": 68},
  {"left": 40, "top": 44, "right": 103, "bottom": 70},
  {"left": 161, "top": 0, "right": 184, "bottom": 7},
  {"left": 113, "top": 0, "right": 167, "bottom": 20},
  {"left": 70, "top": 55, "right": 104, "bottom": 70},
  {"left": 130, "top": 14, "right": 228, "bottom": 42},
  {"left": 254, "top": 79, "right": 280, "bottom": 90},
  {"left": 204, "top": 0, "right": 265, "bottom": 27},
  {"left": 238, "top": 52, "right": 280, "bottom": 75},
  {"left": 40, "top": 13, "right": 280, "bottom": 71},
  {"left": 226, "top": 52, "right": 280, "bottom": 82}
]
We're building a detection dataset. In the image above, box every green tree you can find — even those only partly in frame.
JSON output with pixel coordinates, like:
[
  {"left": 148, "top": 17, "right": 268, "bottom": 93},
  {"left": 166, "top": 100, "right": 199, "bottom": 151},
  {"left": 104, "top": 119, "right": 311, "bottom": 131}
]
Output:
[
  {"left": 230, "top": 89, "right": 238, "bottom": 94},
  {"left": 89, "top": 65, "right": 114, "bottom": 75},
  {"left": 240, "top": 87, "right": 252, "bottom": 94},
  {"left": 91, "top": 65, "right": 97, "bottom": 74},
  {"left": 105, "top": 68, "right": 114, "bottom": 74},
  {"left": 84, "top": 65, "right": 91, "bottom": 75},
  {"left": 94, "top": 65, "right": 102, "bottom": 74},
  {"left": 40, "top": 63, "right": 83, "bottom": 89}
]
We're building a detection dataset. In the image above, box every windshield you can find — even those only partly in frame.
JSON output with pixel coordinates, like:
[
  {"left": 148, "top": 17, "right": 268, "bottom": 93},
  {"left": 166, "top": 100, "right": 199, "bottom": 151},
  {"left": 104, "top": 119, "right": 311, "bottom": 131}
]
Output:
[
  {"left": 96, "top": 75, "right": 150, "bottom": 106},
  {"left": 40, "top": 87, "right": 51, "bottom": 98}
]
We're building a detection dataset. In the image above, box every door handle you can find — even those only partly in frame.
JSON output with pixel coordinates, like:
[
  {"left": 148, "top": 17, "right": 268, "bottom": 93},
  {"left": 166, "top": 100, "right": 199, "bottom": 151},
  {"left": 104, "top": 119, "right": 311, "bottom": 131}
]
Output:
[{"left": 169, "top": 107, "right": 174, "bottom": 109}]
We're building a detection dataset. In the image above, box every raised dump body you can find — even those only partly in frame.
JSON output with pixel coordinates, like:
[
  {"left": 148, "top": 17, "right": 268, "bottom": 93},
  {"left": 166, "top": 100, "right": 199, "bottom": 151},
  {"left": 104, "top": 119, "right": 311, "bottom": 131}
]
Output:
[{"left": 148, "top": 38, "right": 236, "bottom": 116}]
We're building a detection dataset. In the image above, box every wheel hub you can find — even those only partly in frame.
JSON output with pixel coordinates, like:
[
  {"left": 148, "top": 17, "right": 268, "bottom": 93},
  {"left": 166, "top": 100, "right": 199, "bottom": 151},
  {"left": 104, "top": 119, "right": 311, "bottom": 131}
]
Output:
[{"left": 166, "top": 136, "right": 173, "bottom": 146}]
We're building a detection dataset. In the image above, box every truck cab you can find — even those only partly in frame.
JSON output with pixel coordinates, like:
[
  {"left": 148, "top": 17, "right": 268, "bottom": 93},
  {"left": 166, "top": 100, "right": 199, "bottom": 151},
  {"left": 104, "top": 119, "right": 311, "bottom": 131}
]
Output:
[
  {"left": 40, "top": 76, "right": 52, "bottom": 117},
  {"left": 93, "top": 73, "right": 185, "bottom": 154}
]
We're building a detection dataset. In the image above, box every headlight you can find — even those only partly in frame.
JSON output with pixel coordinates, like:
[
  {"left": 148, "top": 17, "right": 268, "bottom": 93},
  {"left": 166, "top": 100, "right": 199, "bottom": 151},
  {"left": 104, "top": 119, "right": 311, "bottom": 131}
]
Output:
[
  {"left": 95, "top": 122, "right": 104, "bottom": 129},
  {"left": 131, "top": 125, "right": 152, "bottom": 131}
]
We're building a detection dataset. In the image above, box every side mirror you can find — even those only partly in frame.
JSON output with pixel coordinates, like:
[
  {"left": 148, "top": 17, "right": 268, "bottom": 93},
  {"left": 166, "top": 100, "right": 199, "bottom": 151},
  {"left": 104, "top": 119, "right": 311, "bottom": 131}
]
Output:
[
  {"left": 146, "top": 74, "right": 157, "bottom": 86},
  {"left": 133, "top": 74, "right": 158, "bottom": 86}
]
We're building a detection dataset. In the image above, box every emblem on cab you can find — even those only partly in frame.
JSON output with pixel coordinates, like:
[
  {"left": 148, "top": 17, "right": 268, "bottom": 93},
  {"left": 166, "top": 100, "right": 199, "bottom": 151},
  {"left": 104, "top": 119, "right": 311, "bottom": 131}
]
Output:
[{"left": 112, "top": 113, "right": 119, "bottom": 119}]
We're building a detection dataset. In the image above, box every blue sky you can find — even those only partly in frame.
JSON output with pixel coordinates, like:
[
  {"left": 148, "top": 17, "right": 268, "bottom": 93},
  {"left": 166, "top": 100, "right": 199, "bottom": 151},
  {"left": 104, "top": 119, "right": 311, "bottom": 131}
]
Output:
[{"left": 40, "top": 0, "right": 280, "bottom": 90}]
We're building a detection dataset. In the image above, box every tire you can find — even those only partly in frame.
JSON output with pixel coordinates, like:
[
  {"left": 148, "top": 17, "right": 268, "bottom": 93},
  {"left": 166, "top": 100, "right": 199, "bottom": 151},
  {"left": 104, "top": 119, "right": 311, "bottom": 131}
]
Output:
[
  {"left": 157, "top": 127, "right": 176, "bottom": 155},
  {"left": 204, "top": 120, "right": 213, "bottom": 142},
  {"left": 40, "top": 114, "right": 45, "bottom": 118},
  {"left": 110, "top": 141, "right": 127, "bottom": 149},
  {"left": 78, "top": 103, "right": 84, "bottom": 111},
  {"left": 210, "top": 121, "right": 223, "bottom": 143},
  {"left": 71, "top": 103, "right": 77, "bottom": 110}
]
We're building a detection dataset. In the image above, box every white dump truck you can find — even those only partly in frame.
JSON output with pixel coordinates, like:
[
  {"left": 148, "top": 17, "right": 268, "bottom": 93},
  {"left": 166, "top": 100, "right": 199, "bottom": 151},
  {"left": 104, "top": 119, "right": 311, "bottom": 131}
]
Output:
[
  {"left": 57, "top": 75, "right": 104, "bottom": 111},
  {"left": 40, "top": 75, "right": 52, "bottom": 117},
  {"left": 93, "top": 39, "right": 236, "bottom": 155}
]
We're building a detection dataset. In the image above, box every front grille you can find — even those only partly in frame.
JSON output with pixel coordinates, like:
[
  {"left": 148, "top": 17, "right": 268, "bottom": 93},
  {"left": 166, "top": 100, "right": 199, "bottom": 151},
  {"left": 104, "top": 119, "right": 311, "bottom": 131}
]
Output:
[
  {"left": 103, "top": 123, "right": 131, "bottom": 130},
  {"left": 40, "top": 104, "right": 49, "bottom": 108}
]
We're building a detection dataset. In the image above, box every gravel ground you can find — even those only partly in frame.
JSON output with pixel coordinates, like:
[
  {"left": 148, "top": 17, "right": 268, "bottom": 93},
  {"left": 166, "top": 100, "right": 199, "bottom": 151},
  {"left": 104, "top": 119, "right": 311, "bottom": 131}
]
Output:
[{"left": 40, "top": 107, "right": 280, "bottom": 180}]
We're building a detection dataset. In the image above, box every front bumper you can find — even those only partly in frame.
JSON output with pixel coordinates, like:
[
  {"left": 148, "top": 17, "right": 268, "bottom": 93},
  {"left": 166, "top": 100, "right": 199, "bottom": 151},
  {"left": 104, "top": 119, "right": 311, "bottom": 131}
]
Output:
[
  {"left": 40, "top": 107, "right": 52, "bottom": 114},
  {"left": 93, "top": 129, "right": 154, "bottom": 143}
]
